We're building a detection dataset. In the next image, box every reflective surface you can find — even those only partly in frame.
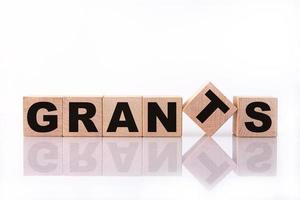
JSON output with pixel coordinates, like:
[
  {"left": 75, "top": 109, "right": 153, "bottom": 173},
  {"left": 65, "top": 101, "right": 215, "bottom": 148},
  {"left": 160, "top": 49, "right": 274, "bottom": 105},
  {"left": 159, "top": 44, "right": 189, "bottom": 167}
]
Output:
[
  {"left": 24, "top": 137, "right": 182, "bottom": 176},
  {"left": 0, "top": 131, "right": 298, "bottom": 200},
  {"left": 23, "top": 136, "right": 277, "bottom": 188}
]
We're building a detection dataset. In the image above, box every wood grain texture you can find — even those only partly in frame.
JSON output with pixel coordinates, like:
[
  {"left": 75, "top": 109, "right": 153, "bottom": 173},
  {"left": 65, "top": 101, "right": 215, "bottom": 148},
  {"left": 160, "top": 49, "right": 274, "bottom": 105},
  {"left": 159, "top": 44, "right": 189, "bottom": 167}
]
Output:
[
  {"left": 143, "top": 96, "right": 182, "bottom": 137},
  {"left": 63, "top": 97, "right": 103, "bottom": 137},
  {"left": 23, "top": 97, "right": 63, "bottom": 137},
  {"left": 233, "top": 97, "right": 277, "bottom": 137},
  {"left": 183, "top": 82, "right": 237, "bottom": 136},
  {"left": 103, "top": 96, "right": 143, "bottom": 137}
]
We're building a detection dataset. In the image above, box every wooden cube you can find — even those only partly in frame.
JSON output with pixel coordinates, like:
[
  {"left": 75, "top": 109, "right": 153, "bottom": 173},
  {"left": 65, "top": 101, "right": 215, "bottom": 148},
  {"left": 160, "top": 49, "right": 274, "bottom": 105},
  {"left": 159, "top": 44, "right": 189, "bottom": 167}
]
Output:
[
  {"left": 143, "top": 96, "right": 182, "bottom": 137},
  {"left": 23, "top": 97, "right": 63, "bottom": 137},
  {"left": 103, "top": 96, "right": 143, "bottom": 137},
  {"left": 183, "top": 136, "right": 236, "bottom": 188},
  {"left": 63, "top": 97, "right": 103, "bottom": 137},
  {"left": 233, "top": 137, "right": 277, "bottom": 176},
  {"left": 183, "top": 82, "right": 237, "bottom": 136},
  {"left": 233, "top": 97, "right": 277, "bottom": 137}
]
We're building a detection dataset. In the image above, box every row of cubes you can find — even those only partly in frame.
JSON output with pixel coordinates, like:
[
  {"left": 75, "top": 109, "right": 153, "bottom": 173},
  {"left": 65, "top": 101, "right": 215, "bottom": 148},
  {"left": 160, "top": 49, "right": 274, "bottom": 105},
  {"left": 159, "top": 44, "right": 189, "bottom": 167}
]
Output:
[
  {"left": 24, "top": 96, "right": 182, "bottom": 137},
  {"left": 23, "top": 82, "right": 278, "bottom": 137}
]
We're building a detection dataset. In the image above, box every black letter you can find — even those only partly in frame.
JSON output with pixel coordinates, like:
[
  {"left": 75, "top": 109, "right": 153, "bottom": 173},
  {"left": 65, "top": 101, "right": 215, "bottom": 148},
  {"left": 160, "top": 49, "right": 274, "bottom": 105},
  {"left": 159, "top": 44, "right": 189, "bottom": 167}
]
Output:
[
  {"left": 148, "top": 102, "right": 176, "bottom": 132},
  {"left": 245, "top": 102, "right": 272, "bottom": 132},
  {"left": 107, "top": 102, "right": 138, "bottom": 132},
  {"left": 69, "top": 102, "right": 98, "bottom": 132},
  {"left": 196, "top": 90, "right": 230, "bottom": 123},
  {"left": 27, "top": 102, "right": 58, "bottom": 132}
]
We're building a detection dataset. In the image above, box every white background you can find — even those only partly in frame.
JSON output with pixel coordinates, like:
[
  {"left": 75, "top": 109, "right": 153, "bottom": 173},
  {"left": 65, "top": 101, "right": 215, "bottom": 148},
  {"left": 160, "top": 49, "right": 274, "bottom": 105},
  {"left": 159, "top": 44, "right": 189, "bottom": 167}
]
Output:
[{"left": 0, "top": 0, "right": 299, "bottom": 199}]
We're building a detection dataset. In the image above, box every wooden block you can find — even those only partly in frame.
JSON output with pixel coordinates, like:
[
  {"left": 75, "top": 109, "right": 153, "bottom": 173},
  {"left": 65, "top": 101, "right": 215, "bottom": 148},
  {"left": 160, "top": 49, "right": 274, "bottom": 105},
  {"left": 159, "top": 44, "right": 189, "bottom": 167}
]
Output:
[
  {"left": 183, "top": 82, "right": 237, "bottom": 136},
  {"left": 233, "top": 97, "right": 277, "bottom": 137},
  {"left": 103, "top": 96, "right": 143, "bottom": 137},
  {"left": 102, "top": 138, "right": 142, "bottom": 176},
  {"left": 63, "top": 97, "right": 103, "bottom": 137},
  {"left": 183, "top": 136, "right": 236, "bottom": 188},
  {"left": 23, "top": 137, "right": 63, "bottom": 175},
  {"left": 233, "top": 137, "right": 277, "bottom": 176},
  {"left": 143, "top": 138, "right": 182, "bottom": 176},
  {"left": 23, "top": 97, "right": 63, "bottom": 137},
  {"left": 63, "top": 137, "right": 102, "bottom": 176},
  {"left": 143, "top": 96, "right": 182, "bottom": 137}
]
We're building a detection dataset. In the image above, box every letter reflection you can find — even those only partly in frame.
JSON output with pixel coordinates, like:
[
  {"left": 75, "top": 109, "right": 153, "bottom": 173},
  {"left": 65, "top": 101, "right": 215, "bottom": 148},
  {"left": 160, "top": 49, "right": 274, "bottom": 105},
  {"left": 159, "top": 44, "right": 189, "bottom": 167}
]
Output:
[
  {"left": 183, "top": 136, "right": 235, "bottom": 189},
  {"left": 233, "top": 137, "right": 277, "bottom": 176}
]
